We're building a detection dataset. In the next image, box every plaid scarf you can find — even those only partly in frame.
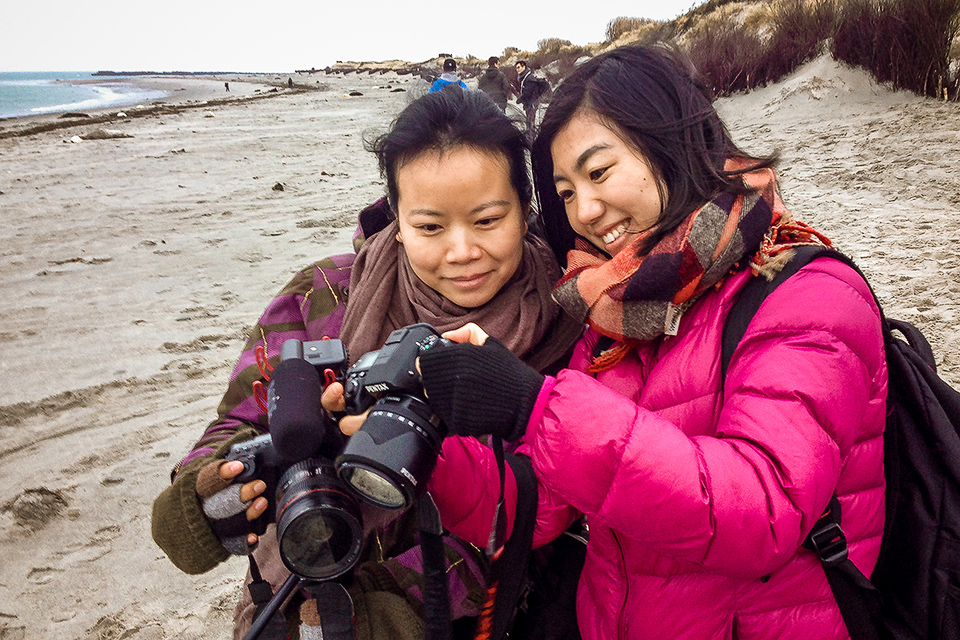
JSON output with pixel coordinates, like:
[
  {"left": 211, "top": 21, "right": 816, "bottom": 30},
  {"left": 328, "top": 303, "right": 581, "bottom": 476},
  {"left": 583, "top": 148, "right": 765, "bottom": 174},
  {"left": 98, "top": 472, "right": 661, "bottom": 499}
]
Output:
[{"left": 553, "top": 161, "right": 830, "bottom": 370}]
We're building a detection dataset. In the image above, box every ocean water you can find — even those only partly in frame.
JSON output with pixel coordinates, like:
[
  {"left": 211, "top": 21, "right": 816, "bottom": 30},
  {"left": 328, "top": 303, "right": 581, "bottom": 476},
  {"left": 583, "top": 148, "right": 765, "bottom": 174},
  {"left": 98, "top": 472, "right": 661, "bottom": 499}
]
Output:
[{"left": 0, "top": 71, "right": 169, "bottom": 120}]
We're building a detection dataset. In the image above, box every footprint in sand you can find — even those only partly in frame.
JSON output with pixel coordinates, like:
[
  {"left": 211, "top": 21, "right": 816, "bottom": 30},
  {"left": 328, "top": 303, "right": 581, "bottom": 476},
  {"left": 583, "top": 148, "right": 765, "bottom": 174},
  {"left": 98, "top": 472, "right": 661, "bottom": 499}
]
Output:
[
  {"left": 0, "top": 622, "right": 26, "bottom": 640},
  {"left": 26, "top": 566, "right": 63, "bottom": 585},
  {"left": 27, "top": 525, "right": 122, "bottom": 585},
  {"left": 3, "top": 488, "right": 68, "bottom": 531}
]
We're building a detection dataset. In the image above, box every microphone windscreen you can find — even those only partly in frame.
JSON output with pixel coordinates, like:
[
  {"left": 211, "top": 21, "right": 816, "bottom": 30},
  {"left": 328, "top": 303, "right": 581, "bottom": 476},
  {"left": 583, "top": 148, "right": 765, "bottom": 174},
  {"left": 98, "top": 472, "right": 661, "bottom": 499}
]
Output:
[{"left": 268, "top": 357, "right": 325, "bottom": 464}]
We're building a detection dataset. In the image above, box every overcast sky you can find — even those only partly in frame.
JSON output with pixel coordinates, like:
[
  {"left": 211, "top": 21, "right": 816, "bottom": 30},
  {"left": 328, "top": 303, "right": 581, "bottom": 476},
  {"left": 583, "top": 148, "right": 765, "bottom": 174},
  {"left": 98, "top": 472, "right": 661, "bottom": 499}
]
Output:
[{"left": 4, "top": 0, "right": 700, "bottom": 72}]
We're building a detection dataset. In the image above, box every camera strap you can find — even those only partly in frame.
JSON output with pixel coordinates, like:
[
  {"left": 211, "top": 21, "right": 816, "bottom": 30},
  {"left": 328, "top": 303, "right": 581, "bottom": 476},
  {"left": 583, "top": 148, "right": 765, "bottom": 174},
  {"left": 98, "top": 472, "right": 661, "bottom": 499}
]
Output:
[
  {"left": 475, "top": 437, "right": 539, "bottom": 640},
  {"left": 419, "top": 492, "right": 454, "bottom": 640},
  {"left": 244, "top": 556, "right": 300, "bottom": 640},
  {"left": 487, "top": 436, "right": 509, "bottom": 557},
  {"left": 302, "top": 581, "right": 355, "bottom": 640}
]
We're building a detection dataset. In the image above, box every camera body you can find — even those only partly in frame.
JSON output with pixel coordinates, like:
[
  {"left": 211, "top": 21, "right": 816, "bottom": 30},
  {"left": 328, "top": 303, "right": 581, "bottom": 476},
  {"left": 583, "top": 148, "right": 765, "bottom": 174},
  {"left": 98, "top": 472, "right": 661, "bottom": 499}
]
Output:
[
  {"left": 337, "top": 323, "right": 451, "bottom": 510},
  {"left": 342, "top": 322, "right": 449, "bottom": 414},
  {"left": 226, "top": 432, "right": 284, "bottom": 488},
  {"left": 223, "top": 325, "right": 454, "bottom": 578},
  {"left": 226, "top": 337, "right": 364, "bottom": 581}
]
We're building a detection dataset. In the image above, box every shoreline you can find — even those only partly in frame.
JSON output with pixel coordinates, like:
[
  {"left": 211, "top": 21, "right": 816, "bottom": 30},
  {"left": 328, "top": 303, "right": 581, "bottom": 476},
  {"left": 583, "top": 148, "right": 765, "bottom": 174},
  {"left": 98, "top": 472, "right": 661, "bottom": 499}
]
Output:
[{"left": 0, "top": 73, "right": 322, "bottom": 139}]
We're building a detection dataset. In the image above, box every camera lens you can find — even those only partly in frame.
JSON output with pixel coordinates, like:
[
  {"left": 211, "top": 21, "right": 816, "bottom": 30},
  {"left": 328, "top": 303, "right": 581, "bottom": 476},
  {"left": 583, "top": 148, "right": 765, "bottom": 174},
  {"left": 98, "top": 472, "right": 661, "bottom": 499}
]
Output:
[
  {"left": 339, "top": 464, "right": 406, "bottom": 509},
  {"left": 336, "top": 394, "right": 444, "bottom": 510},
  {"left": 275, "top": 459, "right": 363, "bottom": 580}
]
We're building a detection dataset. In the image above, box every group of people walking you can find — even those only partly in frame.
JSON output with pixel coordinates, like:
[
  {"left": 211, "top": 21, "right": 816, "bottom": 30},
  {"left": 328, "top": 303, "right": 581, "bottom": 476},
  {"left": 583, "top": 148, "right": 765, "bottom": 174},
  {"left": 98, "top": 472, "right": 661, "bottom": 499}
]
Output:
[
  {"left": 431, "top": 56, "right": 546, "bottom": 134},
  {"left": 153, "top": 44, "right": 887, "bottom": 640}
]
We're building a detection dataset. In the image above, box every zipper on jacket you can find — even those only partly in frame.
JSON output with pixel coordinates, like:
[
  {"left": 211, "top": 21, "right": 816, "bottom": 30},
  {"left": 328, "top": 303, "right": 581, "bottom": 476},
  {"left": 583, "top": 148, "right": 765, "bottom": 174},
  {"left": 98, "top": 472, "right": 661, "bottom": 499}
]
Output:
[{"left": 614, "top": 529, "right": 629, "bottom": 639}]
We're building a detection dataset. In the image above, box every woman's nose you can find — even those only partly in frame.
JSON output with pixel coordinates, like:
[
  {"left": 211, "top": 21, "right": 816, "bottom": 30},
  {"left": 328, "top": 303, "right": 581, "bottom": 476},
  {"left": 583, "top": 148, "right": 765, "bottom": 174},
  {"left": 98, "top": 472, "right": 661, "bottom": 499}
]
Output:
[
  {"left": 576, "top": 190, "right": 604, "bottom": 226},
  {"left": 445, "top": 230, "right": 483, "bottom": 263}
]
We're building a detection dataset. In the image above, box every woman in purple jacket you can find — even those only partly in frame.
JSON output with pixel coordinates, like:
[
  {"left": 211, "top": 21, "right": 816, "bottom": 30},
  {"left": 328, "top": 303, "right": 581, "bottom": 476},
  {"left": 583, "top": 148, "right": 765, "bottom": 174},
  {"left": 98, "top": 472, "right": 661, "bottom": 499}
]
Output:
[
  {"left": 153, "top": 89, "right": 582, "bottom": 639},
  {"left": 416, "top": 45, "right": 888, "bottom": 639}
]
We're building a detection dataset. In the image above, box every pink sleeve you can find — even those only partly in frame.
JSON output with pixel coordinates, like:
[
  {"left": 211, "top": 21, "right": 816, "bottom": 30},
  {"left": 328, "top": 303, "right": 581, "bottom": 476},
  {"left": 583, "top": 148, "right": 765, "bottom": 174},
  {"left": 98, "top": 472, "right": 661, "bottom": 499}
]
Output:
[
  {"left": 427, "top": 435, "right": 518, "bottom": 548},
  {"left": 428, "top": 378, "right": 581, "bottom": 550}
]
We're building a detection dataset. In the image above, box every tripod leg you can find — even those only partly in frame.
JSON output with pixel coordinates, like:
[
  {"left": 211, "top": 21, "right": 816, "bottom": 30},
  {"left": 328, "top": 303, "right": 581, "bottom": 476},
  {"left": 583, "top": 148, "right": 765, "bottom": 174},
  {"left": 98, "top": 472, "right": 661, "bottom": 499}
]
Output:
[{"left": 243, "top": 572, "right": 302, "bottom": 640}]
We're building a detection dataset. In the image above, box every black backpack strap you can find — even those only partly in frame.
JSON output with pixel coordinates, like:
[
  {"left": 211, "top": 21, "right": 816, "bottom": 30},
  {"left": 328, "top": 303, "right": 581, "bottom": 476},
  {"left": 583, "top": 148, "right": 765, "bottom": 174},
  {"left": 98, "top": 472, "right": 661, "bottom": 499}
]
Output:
[
  {"left": 721, "top": 245, "right": 842, "bottom": 379},
  {"left": 722, "top": 246, "right": 887, "bottom": 640},
  {"left": 887, "top": 318, "right": 936, "bottom": 369},
  {"left": 803, "top": 496, "right": 883, "bottom": 640}
]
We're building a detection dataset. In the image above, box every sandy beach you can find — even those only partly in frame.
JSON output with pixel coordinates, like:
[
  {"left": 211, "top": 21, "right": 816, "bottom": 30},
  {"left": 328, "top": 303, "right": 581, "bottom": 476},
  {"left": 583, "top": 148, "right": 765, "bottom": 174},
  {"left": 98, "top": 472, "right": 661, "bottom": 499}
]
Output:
[{"left": 0, "top": 58, "right": 957, "bottom": 639}]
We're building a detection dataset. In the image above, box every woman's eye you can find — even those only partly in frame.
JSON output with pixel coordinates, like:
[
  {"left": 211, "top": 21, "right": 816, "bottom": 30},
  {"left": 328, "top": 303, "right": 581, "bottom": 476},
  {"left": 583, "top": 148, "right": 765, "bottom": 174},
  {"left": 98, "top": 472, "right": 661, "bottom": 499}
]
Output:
[
  {"left": 589, "top": 167, "right": 608, "bottom": 181},
  {"left": 476, "top": 216, "right": 502, "bottom": 228},
  {"left": 416, "top": 224, "right": 441, "bottom": 233},
  {"left": 557, "top": 189, "right": 574, "bottom": 202}
]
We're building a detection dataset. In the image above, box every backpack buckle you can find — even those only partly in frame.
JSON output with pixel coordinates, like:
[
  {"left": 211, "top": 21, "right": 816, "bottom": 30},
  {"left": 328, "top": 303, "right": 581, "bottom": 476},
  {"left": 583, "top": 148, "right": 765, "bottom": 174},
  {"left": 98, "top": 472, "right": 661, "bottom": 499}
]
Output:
[{"left": 808, "top": 521, "right": 849, "bottom": 566}]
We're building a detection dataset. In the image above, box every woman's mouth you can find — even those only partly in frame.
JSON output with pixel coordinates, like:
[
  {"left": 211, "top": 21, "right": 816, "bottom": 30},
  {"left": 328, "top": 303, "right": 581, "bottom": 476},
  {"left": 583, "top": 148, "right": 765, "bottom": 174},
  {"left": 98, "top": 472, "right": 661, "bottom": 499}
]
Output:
[
  {"left": 448, "top": 272, "right": 491, "bottom": 289},
  {"left": 601, "top": 222, "right": 629, "bottom": 245}
]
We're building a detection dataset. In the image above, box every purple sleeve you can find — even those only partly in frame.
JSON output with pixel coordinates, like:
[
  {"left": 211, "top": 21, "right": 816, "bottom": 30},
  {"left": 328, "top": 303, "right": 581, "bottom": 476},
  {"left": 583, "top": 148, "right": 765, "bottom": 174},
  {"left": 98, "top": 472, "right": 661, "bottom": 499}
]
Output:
[{"left": 173, "top": 255, "right": 353, "bottom": 478}]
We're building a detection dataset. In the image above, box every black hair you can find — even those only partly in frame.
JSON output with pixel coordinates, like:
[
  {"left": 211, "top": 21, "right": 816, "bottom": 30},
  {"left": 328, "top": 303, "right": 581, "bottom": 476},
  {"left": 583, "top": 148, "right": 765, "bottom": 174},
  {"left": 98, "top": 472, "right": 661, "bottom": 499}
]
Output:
[
  {"left": 368, "top": 89, "right": 532, "bottom": 213},
  {"left": 443, "top": 58, "right": 457, "bottom": 71},
  {"left": 488, "top": 56, "right": 499, "bottom": 67},
  {"left": 516, "top": 60, "right": 528, "bottom": 68},
  {"left": 531, "top": 44, "right": 776, "bottom": 265}
]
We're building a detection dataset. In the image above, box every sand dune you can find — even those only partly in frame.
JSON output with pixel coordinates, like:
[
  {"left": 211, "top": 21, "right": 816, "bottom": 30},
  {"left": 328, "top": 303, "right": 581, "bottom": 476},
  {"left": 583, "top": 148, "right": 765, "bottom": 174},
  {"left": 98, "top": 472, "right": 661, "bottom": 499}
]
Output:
[{"left": 0, "top": 59, "right": 957, "bottom": 639}]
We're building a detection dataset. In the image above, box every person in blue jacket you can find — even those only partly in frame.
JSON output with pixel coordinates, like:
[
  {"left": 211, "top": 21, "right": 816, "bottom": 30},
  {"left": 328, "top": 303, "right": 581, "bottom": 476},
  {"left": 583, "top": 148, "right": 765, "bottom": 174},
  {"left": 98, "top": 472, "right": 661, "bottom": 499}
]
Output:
[{"left": 430, "top": 58, "right": 468, "bottom": 92}]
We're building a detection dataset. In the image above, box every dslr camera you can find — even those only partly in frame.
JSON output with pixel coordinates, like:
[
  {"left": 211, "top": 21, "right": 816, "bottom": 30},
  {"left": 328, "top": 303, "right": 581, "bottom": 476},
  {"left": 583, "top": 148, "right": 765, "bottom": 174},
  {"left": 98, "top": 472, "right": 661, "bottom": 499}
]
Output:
[
  {"left": 226, "top": 338, "right": 364, "bottom": 581},
  {"left": 336, "top": 323, "right": 451, "bottom": 511}
]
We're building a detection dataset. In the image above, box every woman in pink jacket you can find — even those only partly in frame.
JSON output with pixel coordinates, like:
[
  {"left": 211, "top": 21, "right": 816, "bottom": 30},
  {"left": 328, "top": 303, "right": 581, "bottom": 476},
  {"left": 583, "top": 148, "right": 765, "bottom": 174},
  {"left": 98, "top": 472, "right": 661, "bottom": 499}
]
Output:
[{"left": 418, "top": 45, "right": 888, "bottom": 639}]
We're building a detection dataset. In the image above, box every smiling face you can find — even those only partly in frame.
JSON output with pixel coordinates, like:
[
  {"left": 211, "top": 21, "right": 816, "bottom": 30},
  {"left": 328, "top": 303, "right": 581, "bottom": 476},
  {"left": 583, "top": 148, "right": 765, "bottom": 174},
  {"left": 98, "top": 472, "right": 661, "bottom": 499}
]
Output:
[
  {"left": 550, "top": 111, "right": 665, "bottom": 257},
  {"left": 395, "top": 145, "right": 528, "bottom": 308}
]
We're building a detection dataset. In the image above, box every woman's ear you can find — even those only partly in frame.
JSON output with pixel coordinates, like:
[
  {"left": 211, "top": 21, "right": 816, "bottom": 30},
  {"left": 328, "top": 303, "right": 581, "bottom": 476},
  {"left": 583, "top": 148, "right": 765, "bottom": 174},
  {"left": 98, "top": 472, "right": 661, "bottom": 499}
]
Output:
[{"left": 395, "top": 231, "right": 403, "bottom": 244}]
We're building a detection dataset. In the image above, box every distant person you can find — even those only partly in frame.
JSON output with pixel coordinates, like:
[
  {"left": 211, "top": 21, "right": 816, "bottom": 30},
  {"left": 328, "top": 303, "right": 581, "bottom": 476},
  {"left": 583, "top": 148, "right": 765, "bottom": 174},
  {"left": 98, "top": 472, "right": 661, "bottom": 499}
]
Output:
[
  {"left": 477, "top": 56, "right": 511, "bottom": 111},
  {"left": 515, "top": 60, "right": 546, "bottom": 135},
  {"left": 224, "top": 82, "right": 230, "bottom": 92},
  {"left": 429, "top": 58, "right": 468, "bottom": 93},
  {"left": 287, "top": 77, "right": 293, "bottom": 89}
]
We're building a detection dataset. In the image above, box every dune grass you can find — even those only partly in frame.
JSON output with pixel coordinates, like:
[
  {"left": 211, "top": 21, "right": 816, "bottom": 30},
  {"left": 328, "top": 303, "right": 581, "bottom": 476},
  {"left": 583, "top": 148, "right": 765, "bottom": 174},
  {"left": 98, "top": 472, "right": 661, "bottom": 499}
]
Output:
[{"left": 516, "top": 0, "right": 960, "bottom": 99}]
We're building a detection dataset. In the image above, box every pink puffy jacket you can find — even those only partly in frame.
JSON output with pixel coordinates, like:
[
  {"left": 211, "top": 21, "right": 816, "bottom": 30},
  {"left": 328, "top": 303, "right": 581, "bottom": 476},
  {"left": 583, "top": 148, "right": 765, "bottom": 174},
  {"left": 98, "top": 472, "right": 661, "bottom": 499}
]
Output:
[{"left": 429, "top": 257, "right": 887, "bottom": 640}]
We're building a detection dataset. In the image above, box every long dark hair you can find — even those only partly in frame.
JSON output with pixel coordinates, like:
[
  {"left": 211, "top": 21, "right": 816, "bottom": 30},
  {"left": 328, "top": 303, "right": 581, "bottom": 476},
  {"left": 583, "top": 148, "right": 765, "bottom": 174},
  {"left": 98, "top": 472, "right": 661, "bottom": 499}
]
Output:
[
  {"left": 531, "top": 45, "right": 776, "bottom": 265},
  {"left": 368, "top": 89, "right": 532, "bottom": 213}
]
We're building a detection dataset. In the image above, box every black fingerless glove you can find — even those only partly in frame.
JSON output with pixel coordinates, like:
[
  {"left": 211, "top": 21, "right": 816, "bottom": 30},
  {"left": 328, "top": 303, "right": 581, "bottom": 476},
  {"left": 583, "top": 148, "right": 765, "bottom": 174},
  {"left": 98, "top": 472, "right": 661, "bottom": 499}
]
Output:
[{"left": 419, "top": 337, "right": 545, "bottom": 442}]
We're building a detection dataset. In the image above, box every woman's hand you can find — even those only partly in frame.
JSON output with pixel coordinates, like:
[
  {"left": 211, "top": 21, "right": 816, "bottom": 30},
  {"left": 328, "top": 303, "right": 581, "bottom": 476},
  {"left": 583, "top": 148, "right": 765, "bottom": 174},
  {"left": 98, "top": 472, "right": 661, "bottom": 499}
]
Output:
[
  {"left": 196, "top": 459, "right": 269, "bottom": 550},
  {"left": 326, "top": 322, "right": 492, "bottom": 438},
  {"left": 415, "top": 322, "right": 491, "bottom": 384},
  {"left": 441, "top": 322, "right": 490, "bottom": 346},
  {"left": 321, "top": 381, "right": 370, "bottom": 436},
  {"left": 219, "top": 461, "right": 269, "bottom": 523},
  {"left": 419, "top": 335, "right": 545, "bottom": 442}
]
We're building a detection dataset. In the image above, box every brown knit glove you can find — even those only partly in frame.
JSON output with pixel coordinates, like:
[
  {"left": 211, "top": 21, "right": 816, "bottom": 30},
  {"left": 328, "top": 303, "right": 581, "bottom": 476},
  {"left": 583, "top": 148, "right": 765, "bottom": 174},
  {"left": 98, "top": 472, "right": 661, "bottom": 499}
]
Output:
[
  {"left": 151, "top": 427, "right": 260, "bottom": 574},
  {"left": 196, "top": 460, "right": 262, "bottom": 556}
]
